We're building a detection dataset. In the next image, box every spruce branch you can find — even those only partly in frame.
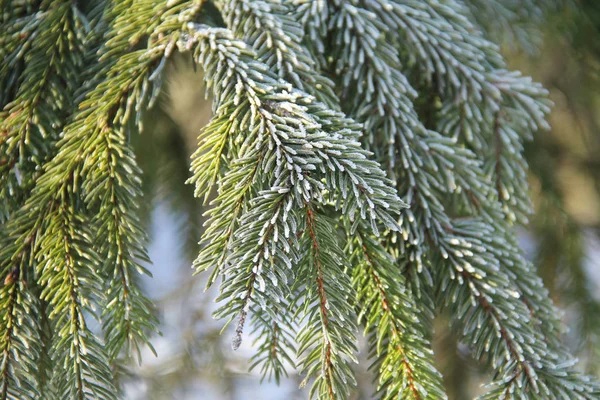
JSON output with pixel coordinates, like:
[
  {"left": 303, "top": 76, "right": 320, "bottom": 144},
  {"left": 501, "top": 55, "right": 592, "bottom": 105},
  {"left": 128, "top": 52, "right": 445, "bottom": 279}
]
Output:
[
  {"left": 384, "top": 1, "right": 554, "bottom": 224},
  {"left": 0, "top": 1, "right": 86, "bottom": 218},
  {"left": 293, "top": 0, "right": 330, "bottom": 68},
  {"left": 1, "top": 0, "right": 598, "bottom": 398},
  {"left": 181, "top": 28, "right": 406, "bottom": 387},
  {"left": 327, "top": 0, "right": 470, "bottom": 312},
  {"left": 249, "top": 307, "right": 296, "bottom": 383},
  {"left": 437, "top": 219, "right": 599, "bottom": 399},
  {"left": 364, "top": 0, "right": 552, "bottom": 224},
  {"left": 0, "top": 272, "right": 41, "bottom": 400},
  {"left": 351, "top": 230, "right": 445, "bottom": 400},
  {"left": 0, "top": 9, "right": 41, "bottom": 107},
  {"left": 462, "top": 0, "right": 558, "bottom": 54},
  {"left": 382, "top": 10, "right": 565, "bottom": 371},
  {"left": 0, "top": 2, "right": 91, "bottom": 397},
  {"left": 193, "top": 144, "right": 262, "bottom": 287},
  {"left": 86, "top": 124, "right": 159, "bottom": 362},
  {"left": 185, "top": 21, "right": 405, "bottom": 285},
  {"left": 379, "top": 0, "right": 502, "bottom": 99},
  {"left": 218, "top": 0, "right": 337, "bottom": 107},
  {"left": 0, "top": 2, "right": 204, "bottom": 396},
  {"left": 213, "top": 187, "right": 300, "bottom": 349},
  {"left": 321, "top": 0, "right": 599, "bottom": 397},
  {"left": 59, "top": 0, "right": 205, "bottom": 364},
  {"left": 45, "top": 44, "right": 167, "bottom": 368},
  {"left": 297, "top": 207, "right": 358, "bottom": 400},
  {"left": 6, "top": 163, "right": 113, "bottom": 400},
  {"left": 37, "top": 201, "right": 116, "bottom": 400}
]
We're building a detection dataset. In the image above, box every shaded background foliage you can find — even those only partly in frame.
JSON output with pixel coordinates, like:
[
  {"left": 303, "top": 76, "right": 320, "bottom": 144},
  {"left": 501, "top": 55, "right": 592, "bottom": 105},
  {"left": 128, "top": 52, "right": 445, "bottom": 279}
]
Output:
[{"left": 116, "top": 2, "right": 600, "bottom": 399}]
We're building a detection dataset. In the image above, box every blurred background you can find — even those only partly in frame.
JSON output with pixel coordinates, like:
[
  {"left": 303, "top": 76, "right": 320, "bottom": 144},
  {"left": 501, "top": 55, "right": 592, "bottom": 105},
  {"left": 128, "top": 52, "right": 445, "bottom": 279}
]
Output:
[{"left": 121, "top": 2, "right": 600, "bottom": 399}]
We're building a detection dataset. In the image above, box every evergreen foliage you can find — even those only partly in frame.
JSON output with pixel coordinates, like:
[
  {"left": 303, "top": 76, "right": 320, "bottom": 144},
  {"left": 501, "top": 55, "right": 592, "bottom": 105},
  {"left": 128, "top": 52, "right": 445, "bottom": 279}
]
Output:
[{"left": 0, "top": 0, "right": 598, "bottom": 399}]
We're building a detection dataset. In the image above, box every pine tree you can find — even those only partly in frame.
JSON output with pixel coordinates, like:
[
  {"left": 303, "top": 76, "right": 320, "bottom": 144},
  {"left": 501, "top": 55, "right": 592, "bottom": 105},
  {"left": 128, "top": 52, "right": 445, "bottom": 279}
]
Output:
[{"left": 0, "top": 1, "right": 598, "bottom": 399}]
